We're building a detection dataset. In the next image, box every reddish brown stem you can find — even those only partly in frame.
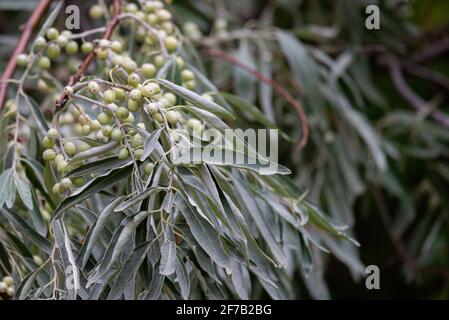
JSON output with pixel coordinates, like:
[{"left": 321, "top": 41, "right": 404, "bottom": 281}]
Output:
[
  {"left": 55, "top": 0, "right": 122, "bottom": 110},
  {"left": 0, "top": 0, "right": 53, "bottom": 110},
  {"left": 202, "top": 48, "right": 309, "bottom": 150}
]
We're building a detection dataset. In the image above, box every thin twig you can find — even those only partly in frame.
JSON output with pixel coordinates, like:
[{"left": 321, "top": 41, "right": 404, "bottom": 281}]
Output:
[
  {"left": 55, "top": 0, "right": 122, "bottom": 110},
  {"left": 202, "top": 48, "right": 309, "bottom": 150},
  {"left": 0, "top": 0, "right": 53, "bottom": 110},
  {"left": 388, "top": 57, "right": 449, "bottom": 128}
]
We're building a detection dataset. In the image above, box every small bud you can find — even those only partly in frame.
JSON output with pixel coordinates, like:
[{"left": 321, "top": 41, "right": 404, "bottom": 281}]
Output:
[
  {"left": 64, "top": 142, "right": 77, "bottom": 156},
  {"left": 81, "top": 42, "right": 94, "bottom": 54},
  {"left": 61, "top": 178, "right": 72, "bottom": 189},
  {"left": 43, "top": 149, "right": 56, "bottom": 161}
]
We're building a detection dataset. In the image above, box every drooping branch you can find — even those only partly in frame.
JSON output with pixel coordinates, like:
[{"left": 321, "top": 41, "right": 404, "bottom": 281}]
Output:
[
  {"left": 55, "top": 0, "right": 122, "bottom": 110},
  {"left": 0, "top": 0, "right": 53, "bottom": 111},
  {"left": 202, "top": 48, "right": 309, "bottom": 150}
]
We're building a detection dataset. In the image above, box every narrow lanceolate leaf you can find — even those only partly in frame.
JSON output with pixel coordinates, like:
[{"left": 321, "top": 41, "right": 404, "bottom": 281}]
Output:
[
  {"left": 159, "top": 238, "right": 176, "bottom": 275},
  {"left": 174, "top": 194, "right": 232, "bottom": 269},
  {"left": 15, "top": 176, "right": 33, "bottom": 210},
  {"left": 80, "top": 197, "right": 125, "bottom": 268},
  {"left": 67, "top": 156, "right": 132, "bottom": 178},
  {"left": 158, "top": 78, "right": 235, "bottom": 119},
  {"left": 0, "top": 207, "right": 51, "bottom": 254},
  {"left": 20, "top": 94, "right": 50, "bottom": 134},
  {"left": 70, "top": 141, "right": 119, "bottom": 162},
  {"left": 174, "top": 146, "right": 291, "bottom": 175},
  {"left": 52, "top": 165, "right": 133, "bottom": 221},
  {"left": 175, "top": 256, "right": 190, "bottom": 299},
  {"left": 114, "top": 186, "right": 164, "bottom": 212},
  {"left": 141, "top": 127, "right": 163, "bottom": 161},
  {"left": 107, "top": 240, "right": 153, "bottom": 300},
  {"left": 0, "top": 168, "right": 15, "bottom": 208}
]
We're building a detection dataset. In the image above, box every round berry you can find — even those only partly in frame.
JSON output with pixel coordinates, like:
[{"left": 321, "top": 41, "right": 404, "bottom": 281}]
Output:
[
  {"left": 103, "top": 89, "right": 116, "bottom": 103},
  {"left": 164, "top": 36, "right": 179, "bottom": 52},
  {"left": 52, "top": 183, "right": 61, "bottom": 194},
  {"left": 97, "top": 112, "right": 112, "bottom": 125},
  {"left": 181, "top": 69, "right": 195, "bottom": 82},
  {"left": 144, "top": 162, "right": 154, "bottom": 175},
  {"left": 89, "top": 4, "right": 103, "bottom": 19},
  {"left": 146, "top": 102, "right": 159, "bottom": 114},
  {"left": 141, "top": 63, "right": 156, "bottom": 78},
  {"left": 57, "top": 160, "right": 68, "bottom": 173},
  {"left": 118, "top": 148, "right": 129, "bottom": 160},
  {"left": 64, "top": 142, "right": 77, "bottom": 156},
  {"left": 54, "top": 154, "right": 64, "bottom": 165},
  {"left": 134, "top": 149, "right": 144, "bottom": 160},
  {"left": 35, "top": 36, "right": 47, "bottom": 50},
  {"left": 154, "top": 112, "right": 164, "bottom": 124},
  {"left": 110, "top": 40, "right": 123, "bottom": 53},
  {"left": 183, "top": 80, "right": 196, "bottom": 90},
  {"left": 164, "top": 92, "right": 177, "bottom": 106},
  {"left": 46, "top": 28, "right": 59, "bottom": 40},
  {"left": 131, "top": 134, "right": 143, "bottom": 147},
  {"left": 47, "top": 128, "right": 59, "bottom": 140},
  {"left": 43, "top": 149, "right": 56, "bottom": 161},
  {"left": 38, "top": 56, "right": 51, "bottom": 70},
  {"left": 16, "top": 54, "right": 29, "bottom": 68},
  {"left": 96, "top": 47, "right": 109, "bottom": 60},
  {"left": 123, "top": 113, "right": 135, "bottom": 124},
  {"left": 187, "top": 118, "right": 202, "bottom": 130},
  {"left": 61, "top": 178, "right": 72, "bottom": 189},
  {"left": 81, "top": 42, "right": 94, "bottom": 54},
  {"left": 82, "top": 124, "right": 92, "bottom": 135},
  {"left": 90, "top": 120, "right": 101, "bottom": 131},
  {"left": 116, "top": 107, "right": 130, "bottom": 120},
  {"left": 111, "top": 128, "right": 123, "bottom": 141},
  {"left": 56, "top": 35, "right": 68, "bottom": 47},
  {"left": 88, "top": 81, "right": 100, "bottom": 94},
  {"left": 102, "top": 125, "right": 113, "bottom": 137},
  {"left": 176, "top": 56, "right": 185, "bottom": 70},
  {"left": 43, "top": 136, "right": 55, "bottom": 148},
  {"left": 65, "top": 41, "right": 79, "bottom": 55},
  {"left": 73, "top": 177, "right": 85, "bottom": 187},
  {"left": 129, "top": 89, "right": 142, "bottom": 101},
  {"left": 154, "top": 55, "right": 165, "bottom": 68},
  {"left": 166, "top": 110, "right": 179, "bottom": 126},
  {"left": 2, "top": 276, "right": 13, "bottom": 287},
  {"left": 128, "top": 73, "right": 141, "bottom": 87},
  {"left": 0, "top": 282, "right": 7, "bottom": 293},
  {"left": 6, "top": 287, "right": 15, "bottom": 297},
  {"left": 47, "top": 43, "right": 61, "bottom": 60},
  {"left": 156, "top": 9, "right": 172, "bottom": 21},
  {"left": 128, "top": 99, "right": 140, "bottom": 112}
]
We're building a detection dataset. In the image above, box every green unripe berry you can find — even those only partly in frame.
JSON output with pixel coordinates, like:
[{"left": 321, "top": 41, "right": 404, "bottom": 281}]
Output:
[
  {"left": 33, "top": 255, "right": 44, "bottom": 266},
  {"left": 141, "top": 83, "right": 161, "bottom": 98},
  {"left": 181, "top": 69, "right": 195, "bottom": 82},
  {"left": 6, "top": 287, "right": 15, "bottom": 297},
  {"left": 16, "top": 54, "right": 29, "bottom": 68},
  {"left": 46, "top": 28, "right": 59, "bottom": 40},
  {"left": 144, "top": 162, "right": 154, "bottom": 175},
  {"left": 131, "top": 134, "right": 143, "bottom": 148},
  {"left": 154, "top": 55, "right": 165, "bottom": 68},
  {"left": 54, "top": 154, "right": 64, "bottom": 165},
  {"left": 78, "top": 114, "right": 89, "bottom": 125},
  {"left": 35, "top": 36, "right": 47, "bottom": 50},
  {"left": 134, "top": 149, "right": 144, "bottom": 160},
  {"left": 129, "top": 89, "right": 142, "bottom": 101},
  {"left": 123, "top": 113, "right": 135, "bottom": 124},
  {"left": 89, "top": 4, "right": 103, "bottom": 19},
  {"left": 81, "top": 42, "right": 94, "bottom": 54},
  {"left": 82, "top": 124, "right": 92, "bottom": 135},
  {"left": 123, "top": 59, "right": 137, "bottom": 73},
  {"left": 96, "top": 47, "right": 109, "bottom": 60},
  {"left": 47, "top": 43, "right": 61, "bottom": 60},
  {"left": 128, "top": 73, "right": 141, "bottom": 87},
  {"left": 43, "top": 136, "right": 55, "bottom": 148},
  {"left": 88, "top": 81, "right": 100, "bottom": 94},
  {"left": 98, "top": 112, "right": 112, "bottom": 125},
  {"left": 61, "top": 30, "right": 72, "bottom": 38},
  {"left": 52, "top": 183, "right": 61, "bottom": 194},
  {"left": 38, "top": 56, "right": 51, "bottom": 70},
  {"left": 141, "top": 63, "right": 156, "bottom": 78},
  {"left": 47, "top": 128, "right": 59, "bottom": 140},
  {"left": 166, "top": 111, "right": 179, "bottom": 126},
  {"left": 56, "top": 35, "right": 68, "bottom": 47},
  {"left": 164, "top": 36, "right": 179, "bottom": 52},
  {"left": 90, "top": 120, "right": 101, "bottom": 131},
  {"left": 154, "top": 112, "right": 164, "bottom": 124},
  {"left": 43, "top": 149, "right": 56, "bottom": 161},
  {"left": 128, "top": 99, "right": 140, "bottom": 112},
  {"left": 183, "top": 80, "right": 196, "bottom": 90},
  {"left": 57, "top": 160, "right": 68, "bottom": 173},
  {"left": 156, "top": 9, "right": 172, "bottom": 21},
  {"left": 73, "top": 176, "right": 85, "bottom": 187},
  {"left": 125, "top": 3, "right": 138, "bottom": 13},
  {"left": 103, "top": 89, "right": 116, "bottom": 103},
  {"left": 65, "top": 41, "right": 79, "bottom": 55},
  {"left": 110, "top": 40, "right": 123, "bottom": 53},
  {"left": 114, "top": 88, "right": 125, "bottom": 100},
  {"left": 102, "top": 125, "right": 113, "bottom": 137},
  {"left": 116, "top": 107, "right": 130, "bottom": 120},
  {"left": 111, "top": 128, "right": 123, "bottom": 141},
  {"left": 64, "top": 142, "right": 77, "bottom": 156},
  {"left": 2, "top": 276, "right": 13, "bottom": 287},
  {"left": 97, "top": 112, "right": 112, "bottom": 125},
  {"left": 118, "top": 148, "right": 129, "bottom": 160},
  {"left": 187, "top": 118, "right": 202, "bottom": 130},
  {"left": 61, "top": 178, "right": 72, "bottom": 189},
  {"left": 164, "top": 92, "right": 177, "bottom": 106},
  {"left": 176, "top": 56, "right": 185, "bottom": 70},
  {"left": 146, "top": 102, "right": 159, "bottom": 114}
]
